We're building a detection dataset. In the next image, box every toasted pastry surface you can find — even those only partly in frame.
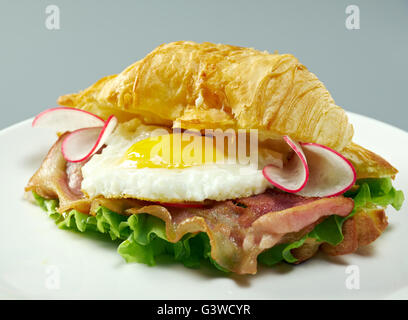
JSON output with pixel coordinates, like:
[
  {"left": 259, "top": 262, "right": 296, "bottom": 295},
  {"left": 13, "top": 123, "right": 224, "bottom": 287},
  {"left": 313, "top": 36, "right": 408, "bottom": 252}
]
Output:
[
  {"left": 57, "top": 41, "right": 398, "bottom": 178},
  {"left": 342, "top": 142, "right": 398, "bottom": 179},
  {"left": 58, "top": 41, "right": 354, "bottom": 151},
  {"left": 293, "top": 207, "right": 388, "bottom": 263}
]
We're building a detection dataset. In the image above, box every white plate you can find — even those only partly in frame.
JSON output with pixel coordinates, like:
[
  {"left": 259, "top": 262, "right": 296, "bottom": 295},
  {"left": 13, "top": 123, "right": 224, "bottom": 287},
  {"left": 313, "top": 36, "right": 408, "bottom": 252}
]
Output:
[{"left": 0, "top": 112, "right": 406, "bottom": 300}]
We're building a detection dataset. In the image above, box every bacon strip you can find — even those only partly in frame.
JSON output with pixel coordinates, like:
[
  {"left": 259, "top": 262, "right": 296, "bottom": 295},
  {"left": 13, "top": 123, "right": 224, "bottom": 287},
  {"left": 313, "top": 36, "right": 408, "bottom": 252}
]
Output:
[
  {"left": 26, "top": 135, "right": 354, "bottom": 274},
  {"left": 125, "top": 193, "right": 353, "bottom": 274},
  {"left": 25, "top": 133, "right": 91, "bottom": 213}
]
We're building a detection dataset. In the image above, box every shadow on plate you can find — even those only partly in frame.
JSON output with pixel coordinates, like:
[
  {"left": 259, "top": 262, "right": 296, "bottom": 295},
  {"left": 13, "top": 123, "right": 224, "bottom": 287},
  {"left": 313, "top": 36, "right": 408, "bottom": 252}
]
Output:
[{"left": 19, "top": 148, "right": 49, "bottom": 170}]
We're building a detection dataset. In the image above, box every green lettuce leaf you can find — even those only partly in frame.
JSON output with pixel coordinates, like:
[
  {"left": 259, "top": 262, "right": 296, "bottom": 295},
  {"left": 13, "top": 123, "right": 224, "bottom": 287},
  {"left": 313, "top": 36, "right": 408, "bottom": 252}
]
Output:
[
  {"left": 346, "top": 178, "right": 405, "bottom": 210},
  {"left": 257, "top": 243, "right": 288, "bottom": 266},
  {"left": 32, "top": 192, "right": 227, "bottom": 272},
  {"left": 33, "top": 177, "right": 403, "bottom": 271},
  {"left": 259, "top": 178, "right": 404, "bottom": 266}
]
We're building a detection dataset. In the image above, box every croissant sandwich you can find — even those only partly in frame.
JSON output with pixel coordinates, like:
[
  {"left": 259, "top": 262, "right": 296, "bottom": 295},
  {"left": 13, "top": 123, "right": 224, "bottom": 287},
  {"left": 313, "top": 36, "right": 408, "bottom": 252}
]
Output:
[{"left": 26, "top": 41, "right": 404, "bottom": 274}]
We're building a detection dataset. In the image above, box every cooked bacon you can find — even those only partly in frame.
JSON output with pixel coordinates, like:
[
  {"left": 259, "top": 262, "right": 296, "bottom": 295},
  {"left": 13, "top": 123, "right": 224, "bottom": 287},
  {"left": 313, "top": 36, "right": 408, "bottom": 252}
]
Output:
[
  {"left": 25, "top": 135, "right": 140, "bottom": 214},
  {"left": 66, "top": 161, "right": 86, "bottom": 196},
  {"left": 26, "top": 134, "right": 355, "bottom": 274},
  {"left": 126, "top": 192, "right": 353, "bottom": 273},
  {"left": 231, "top": 192, "right": 317, "bottom": 228},
  {"left": 25, "top": 133, "right": 91, "bottom": 213}
]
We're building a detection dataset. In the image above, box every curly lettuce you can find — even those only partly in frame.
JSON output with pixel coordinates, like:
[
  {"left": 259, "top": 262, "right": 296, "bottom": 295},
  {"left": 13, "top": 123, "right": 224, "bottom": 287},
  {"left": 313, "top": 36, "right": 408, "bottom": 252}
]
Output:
[
  {"left": 32, "top": 177, "right": 403, "bottom": 272},
  {"left": 258, "top": 178, "right": 404, "bottom": 265},
  {"left": 32, "top": 192, "right": 227, "bottom": 272}
]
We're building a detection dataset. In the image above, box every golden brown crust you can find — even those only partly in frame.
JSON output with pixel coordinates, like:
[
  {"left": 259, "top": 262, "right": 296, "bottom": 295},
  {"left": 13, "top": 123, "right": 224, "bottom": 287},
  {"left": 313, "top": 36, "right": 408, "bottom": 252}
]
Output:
[
  {"left": 58, "top": 41, "right": 353, "bottom": 151},
  {"left": 292, "top": 238, "right": 321, "bottom": 263},
  {"left": 290, "top": 207, "right": 388, "bottom": 262},
  {"left": 342, "top": 142, "right": 398, "bottom": 179},
  {"left": 57, "top": 41, "right": 399, "bottom": 178},
  {"left": 354, "top": 208, "right": 388, "bottom": 246}
]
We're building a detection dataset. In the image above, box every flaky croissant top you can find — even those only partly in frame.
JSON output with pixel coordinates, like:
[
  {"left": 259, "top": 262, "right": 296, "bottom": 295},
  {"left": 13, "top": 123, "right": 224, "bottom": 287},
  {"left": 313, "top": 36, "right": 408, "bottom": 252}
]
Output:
[{"left": 58, "top": 41, "right": 354, "bottom": 151}]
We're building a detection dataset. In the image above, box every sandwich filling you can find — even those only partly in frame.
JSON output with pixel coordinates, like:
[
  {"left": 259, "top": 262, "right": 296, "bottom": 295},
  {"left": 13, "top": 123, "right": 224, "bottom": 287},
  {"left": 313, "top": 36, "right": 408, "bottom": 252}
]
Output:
[{"left": 26, "top": 120, "right": 404, "bottom": 274}]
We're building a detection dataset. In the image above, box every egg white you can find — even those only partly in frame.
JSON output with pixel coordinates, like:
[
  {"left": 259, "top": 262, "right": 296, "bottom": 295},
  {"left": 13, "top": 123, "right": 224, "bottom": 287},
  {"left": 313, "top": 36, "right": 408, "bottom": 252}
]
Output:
[{"left": 81, "top": 121, "right": 271, "bottom": 202}]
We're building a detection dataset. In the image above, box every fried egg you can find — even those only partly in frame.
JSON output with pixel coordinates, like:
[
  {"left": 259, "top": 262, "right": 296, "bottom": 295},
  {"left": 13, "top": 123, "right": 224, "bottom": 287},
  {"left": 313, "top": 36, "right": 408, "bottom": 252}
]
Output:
[{"left": 81, "top": 119, "right": 278, "bottom": 203}]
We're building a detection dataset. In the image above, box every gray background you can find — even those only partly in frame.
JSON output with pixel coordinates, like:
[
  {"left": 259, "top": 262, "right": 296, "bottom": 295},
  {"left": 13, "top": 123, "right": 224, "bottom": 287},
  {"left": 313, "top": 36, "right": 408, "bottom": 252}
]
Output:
[{"left": 1, "top": 0, "right": 407, "bottom": 131}]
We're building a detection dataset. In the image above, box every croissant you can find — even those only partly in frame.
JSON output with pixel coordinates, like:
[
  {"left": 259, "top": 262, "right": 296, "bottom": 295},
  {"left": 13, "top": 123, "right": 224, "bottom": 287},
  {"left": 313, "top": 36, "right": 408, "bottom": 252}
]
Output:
[
  {"left": 26, "top": 41, "right": 402, "bottom": 274},
  {"left": 58, "top": 41, "right": 396, "bottom": 178},
  {"left": 58, "top": 41, "right": 355, "bottom": 150}
]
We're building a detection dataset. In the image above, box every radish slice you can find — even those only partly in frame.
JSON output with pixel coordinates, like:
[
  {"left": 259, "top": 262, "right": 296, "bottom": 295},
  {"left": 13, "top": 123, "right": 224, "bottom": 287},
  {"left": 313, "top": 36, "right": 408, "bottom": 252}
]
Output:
[
  {"left": 296, "top": 143, "right": 356, "bottom": 197},
  {"left": 262, "top": 136, "right": 309, "bottom": 193},
  {"left": 61, "top": 115, "right": 117, "bottom": 162},
  {"left": 32, "top": 107, "right": 105, "bottom": 132}
]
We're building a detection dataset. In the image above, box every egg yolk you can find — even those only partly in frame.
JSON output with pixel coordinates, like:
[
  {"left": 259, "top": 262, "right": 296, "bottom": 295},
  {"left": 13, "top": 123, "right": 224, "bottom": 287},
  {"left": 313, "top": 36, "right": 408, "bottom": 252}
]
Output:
[{"left": 122, "top": 133, "right": 227, "bottom": 169}]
